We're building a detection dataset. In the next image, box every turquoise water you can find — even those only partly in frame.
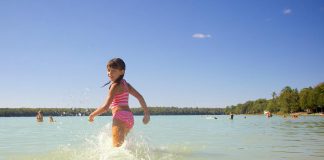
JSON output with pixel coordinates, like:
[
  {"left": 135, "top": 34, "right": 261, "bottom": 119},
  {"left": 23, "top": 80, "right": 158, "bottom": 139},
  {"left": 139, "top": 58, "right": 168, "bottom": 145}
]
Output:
[{"left": 1, "top": 115, "right": 324, "bottom": 160}]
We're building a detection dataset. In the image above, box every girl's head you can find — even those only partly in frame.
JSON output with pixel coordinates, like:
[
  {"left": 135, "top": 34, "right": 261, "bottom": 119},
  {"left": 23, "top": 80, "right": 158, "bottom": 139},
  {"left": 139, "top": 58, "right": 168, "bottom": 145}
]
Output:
[{"left": 102, "top": 58, "right": 126, "bottom": 87}]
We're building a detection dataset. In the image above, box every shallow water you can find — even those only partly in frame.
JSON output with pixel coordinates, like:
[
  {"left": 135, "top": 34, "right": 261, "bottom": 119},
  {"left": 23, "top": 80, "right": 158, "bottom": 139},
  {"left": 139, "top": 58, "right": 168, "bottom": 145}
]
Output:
[{"left": 0, "top": 115, "right": 324, "bottom": 160}]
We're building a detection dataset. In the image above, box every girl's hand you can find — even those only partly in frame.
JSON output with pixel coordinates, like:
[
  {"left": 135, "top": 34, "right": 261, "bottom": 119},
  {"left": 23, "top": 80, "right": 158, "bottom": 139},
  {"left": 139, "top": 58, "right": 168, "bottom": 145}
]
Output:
[
  {"left": 88, "top": 114, "right": 95, "bottom": 122},
  {"left": 142, "top": 112, "right": 150, "bottom": 124}
]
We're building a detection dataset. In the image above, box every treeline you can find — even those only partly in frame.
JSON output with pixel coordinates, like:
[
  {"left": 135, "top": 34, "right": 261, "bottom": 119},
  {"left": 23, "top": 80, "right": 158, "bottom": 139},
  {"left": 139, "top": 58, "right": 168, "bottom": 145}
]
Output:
[
  {"left": 148, "top": 107, "right": 224, "bottom": 115},
  {"left": 2, "top": 82, "right": 322, "bottom": 117},
  {"left": 0, "top": 107, "right": 225, "bottom": 117},
  {"left": 225, "top": 82, "right": 324, "bottom": 115}
]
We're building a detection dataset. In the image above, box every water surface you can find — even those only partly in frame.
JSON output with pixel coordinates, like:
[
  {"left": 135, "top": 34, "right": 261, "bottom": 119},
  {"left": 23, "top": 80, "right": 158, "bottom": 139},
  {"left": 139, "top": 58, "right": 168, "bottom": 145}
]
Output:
[{"left": 0, "top": 115, "right": 323, "bottom": 160}]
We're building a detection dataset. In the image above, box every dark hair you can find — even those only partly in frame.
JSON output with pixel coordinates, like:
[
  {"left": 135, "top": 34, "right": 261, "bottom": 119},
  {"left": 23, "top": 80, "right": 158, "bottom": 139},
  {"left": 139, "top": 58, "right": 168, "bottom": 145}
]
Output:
[{"left": 102, "top": 58, "right": 126, "bottom": 88}]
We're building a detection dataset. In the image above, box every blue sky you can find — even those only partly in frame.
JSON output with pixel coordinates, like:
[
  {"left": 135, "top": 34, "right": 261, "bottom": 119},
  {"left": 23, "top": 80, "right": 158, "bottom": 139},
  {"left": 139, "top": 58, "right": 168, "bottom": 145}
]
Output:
[{"left": 0, "top": 0, "right": 323, "bottom": 108}]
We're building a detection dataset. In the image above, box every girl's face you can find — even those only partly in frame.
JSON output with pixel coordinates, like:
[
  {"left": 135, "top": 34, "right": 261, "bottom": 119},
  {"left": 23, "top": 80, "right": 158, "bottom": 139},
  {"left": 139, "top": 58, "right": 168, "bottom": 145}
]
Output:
[{"left": 107, "top": 67, "right": 124, "bottom": 82}]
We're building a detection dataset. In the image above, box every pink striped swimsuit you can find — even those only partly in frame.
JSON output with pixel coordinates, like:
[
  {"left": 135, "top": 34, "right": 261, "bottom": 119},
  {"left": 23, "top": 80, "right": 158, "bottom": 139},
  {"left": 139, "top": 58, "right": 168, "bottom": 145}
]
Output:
[{"left": 110, "top": 79, "right": 134, "bottom": 129}]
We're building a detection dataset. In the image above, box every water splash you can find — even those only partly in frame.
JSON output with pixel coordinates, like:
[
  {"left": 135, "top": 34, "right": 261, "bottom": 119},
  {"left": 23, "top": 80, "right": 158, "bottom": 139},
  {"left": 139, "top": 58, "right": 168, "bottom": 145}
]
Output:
[
  {"left": 8, "top": 122, "right": 181, "bottom": 160},
  {"left": 66, "top": 123, "right": 152, "bottom": 160}
]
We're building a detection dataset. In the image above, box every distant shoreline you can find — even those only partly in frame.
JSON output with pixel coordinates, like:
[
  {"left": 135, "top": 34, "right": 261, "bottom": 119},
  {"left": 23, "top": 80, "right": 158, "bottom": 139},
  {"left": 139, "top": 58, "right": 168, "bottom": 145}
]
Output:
[
  {"left": 288, "top": 112, "right": 324, "bottom": 116},
  {"left": 237, "top": 112, "right": 324, "bottom": 116},
  {"left": 0, "top": 107, "right": 225, "bottom": 117},
  {"left": 1, "top": 108, "right": 322, "bottom": 117}
]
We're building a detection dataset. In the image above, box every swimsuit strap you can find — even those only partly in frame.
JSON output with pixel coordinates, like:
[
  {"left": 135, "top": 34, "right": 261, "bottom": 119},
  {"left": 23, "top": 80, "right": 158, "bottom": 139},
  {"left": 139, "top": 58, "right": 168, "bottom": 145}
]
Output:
[{"left": 121, "top": 79, "right": 128, "bottom": 92}]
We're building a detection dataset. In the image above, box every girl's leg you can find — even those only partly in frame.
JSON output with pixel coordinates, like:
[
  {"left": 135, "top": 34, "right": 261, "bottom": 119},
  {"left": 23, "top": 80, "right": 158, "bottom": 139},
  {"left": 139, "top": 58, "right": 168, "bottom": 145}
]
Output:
[{"left": 112, "top": 119, "right": 131, "bottom": 147}]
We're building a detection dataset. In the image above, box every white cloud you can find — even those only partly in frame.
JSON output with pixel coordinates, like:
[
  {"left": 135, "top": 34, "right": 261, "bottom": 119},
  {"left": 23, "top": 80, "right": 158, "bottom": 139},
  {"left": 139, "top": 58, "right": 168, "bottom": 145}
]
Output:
[
  {"left": 283, "top": 8, "right": 292, "bottom": 15},
  {"left": 192, "top": 33, "right": 211, "bottom": 39}
]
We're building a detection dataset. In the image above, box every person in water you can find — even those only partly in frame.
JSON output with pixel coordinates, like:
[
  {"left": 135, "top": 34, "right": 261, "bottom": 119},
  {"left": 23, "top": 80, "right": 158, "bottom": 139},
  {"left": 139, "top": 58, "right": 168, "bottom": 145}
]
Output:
[
  {"left": 89, "top": 58, "right": 150, "bottom": 147},
  {"left": 230, "top": 112, "right": 234, "bottom": 120},
  {"left": 49, "top": 116, "right": 54, "bottom": 122},
  {"left": 36, "top": 110, "right": 43, "bottom": 122}
]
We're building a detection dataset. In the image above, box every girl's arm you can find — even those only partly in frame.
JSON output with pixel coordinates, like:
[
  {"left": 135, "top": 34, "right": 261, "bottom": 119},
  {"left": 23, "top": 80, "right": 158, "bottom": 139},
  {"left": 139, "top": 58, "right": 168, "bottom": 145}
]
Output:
[
  {"left": 89, "top": 83, "right": 117, "bottom": 122},
  {"left": 128, "top": 83, "right": 150, "bottom": 124}
]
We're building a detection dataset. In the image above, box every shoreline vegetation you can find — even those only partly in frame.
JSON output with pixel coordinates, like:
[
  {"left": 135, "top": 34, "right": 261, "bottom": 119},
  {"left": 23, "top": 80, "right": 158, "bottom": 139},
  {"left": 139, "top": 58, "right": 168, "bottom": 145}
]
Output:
[
  {"left": 225, "top": 82, "right": 324, "bottom": 115},
  {"left": 0, "top": 107, "right": 225, "bottom": 117},
  {"left": 0, "top": 108, "right": 322, "bottom": 117},
  {"left": 1, "top": 82, "right": 323, "bottom": 117}
]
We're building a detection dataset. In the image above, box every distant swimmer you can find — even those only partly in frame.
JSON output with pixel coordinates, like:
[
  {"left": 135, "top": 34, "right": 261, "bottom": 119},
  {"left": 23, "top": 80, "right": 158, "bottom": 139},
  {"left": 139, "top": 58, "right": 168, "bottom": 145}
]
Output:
[
  {"left": 230, "top": 112, "right": 234, "bottom": 120},
  {"left": 36, "top": 111, "right": 43, "bottom": 122},
  {"left": 214, "top": 117, "right": 218, "bottom": 119},
  {"left": 89, "top": 58, "right": 150, "bottom": 147},
  {"left": 49, "top": 116, "right": 55, "bottom": 122},
  {"left": 264, "top": 111, "right": 272, "bottom": 118}
]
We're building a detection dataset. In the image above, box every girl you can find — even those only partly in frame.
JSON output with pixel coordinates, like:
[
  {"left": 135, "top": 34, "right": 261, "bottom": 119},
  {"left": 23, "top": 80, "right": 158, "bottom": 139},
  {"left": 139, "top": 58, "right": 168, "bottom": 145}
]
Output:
[{"left": 89, "top": 58, "right": 150, "bottom": 147}]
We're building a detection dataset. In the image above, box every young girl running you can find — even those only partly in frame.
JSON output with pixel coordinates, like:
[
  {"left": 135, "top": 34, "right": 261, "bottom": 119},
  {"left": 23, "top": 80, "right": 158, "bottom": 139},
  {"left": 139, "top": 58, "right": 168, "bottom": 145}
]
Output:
[{"left": 88, "top": 58, "right": 150, "bottom": 147}]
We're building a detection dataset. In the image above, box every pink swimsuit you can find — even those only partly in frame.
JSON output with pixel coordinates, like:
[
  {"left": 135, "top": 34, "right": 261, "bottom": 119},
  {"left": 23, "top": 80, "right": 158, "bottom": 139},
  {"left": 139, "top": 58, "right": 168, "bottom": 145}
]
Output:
[{"left": 110, "top": 79, "right": 134, "bottom": 129}]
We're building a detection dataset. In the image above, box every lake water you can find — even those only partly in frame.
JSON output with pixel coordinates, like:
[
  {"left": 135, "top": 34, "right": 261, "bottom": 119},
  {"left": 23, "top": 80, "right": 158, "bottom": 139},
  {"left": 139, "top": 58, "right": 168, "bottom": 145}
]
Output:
[{"left": 0, "top": 115, "right": 324, "bottom": 160}]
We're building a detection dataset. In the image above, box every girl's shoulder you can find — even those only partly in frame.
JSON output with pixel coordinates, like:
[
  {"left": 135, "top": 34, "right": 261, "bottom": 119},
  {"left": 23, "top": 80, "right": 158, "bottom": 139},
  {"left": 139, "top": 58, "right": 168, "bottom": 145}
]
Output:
[
  {"left": 122, "top": 79, "right": 131, "bottom": 86},
  {"left": 111, "top": 79, "right": 129, "bottom": 93},
  {"left": 122, "top": 79, "right": 130, "bottom": 91},
  {"left": 109, "top": 83, "right": 119, "bottom": 93},
  {"left": 121, "top": 79, "right": 130, "bottom": 86}
]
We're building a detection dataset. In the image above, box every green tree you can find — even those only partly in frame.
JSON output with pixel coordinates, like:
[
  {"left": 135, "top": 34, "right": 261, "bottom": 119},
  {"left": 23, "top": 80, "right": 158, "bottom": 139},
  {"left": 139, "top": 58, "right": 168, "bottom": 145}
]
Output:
[
  {"left": 290, "top": 88, "right": 300, "bottom": 112},
  {"left": 314, "top": 82, "right": 324, "bottom": 113},
  {"left": 266, "top": 99, "right": 279, "bottom": 112},
  {"left": 279, "top": 86, "right": 300, "bottom": 113},
  {"left": 244, "top": 101, "right": 254, "bottom": 114},
  {"left": 299, "top": 87, "right": 316, "bottom": 113},
  {"left": 253, "top": 99, "right": 268, "bottom": 113}
]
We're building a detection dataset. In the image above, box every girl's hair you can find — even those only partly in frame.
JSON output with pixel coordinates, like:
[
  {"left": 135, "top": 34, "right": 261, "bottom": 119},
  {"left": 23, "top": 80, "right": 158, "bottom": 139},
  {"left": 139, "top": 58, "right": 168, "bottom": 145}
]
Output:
[{"left": 102, "top": 58, "right": 126, "bottom": 88}]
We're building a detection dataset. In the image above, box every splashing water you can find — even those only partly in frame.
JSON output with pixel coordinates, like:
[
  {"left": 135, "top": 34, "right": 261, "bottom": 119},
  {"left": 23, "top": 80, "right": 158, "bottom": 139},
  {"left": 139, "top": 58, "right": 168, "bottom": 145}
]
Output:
[
  {"left": 15, "top": 123, "right": 177, "bottom": 160},
  {"left": 69, "top": 123, "right": 182, "bottom": 160},
  {"left": 61, "top": 123, "right": 153, "bottom": 160}
]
